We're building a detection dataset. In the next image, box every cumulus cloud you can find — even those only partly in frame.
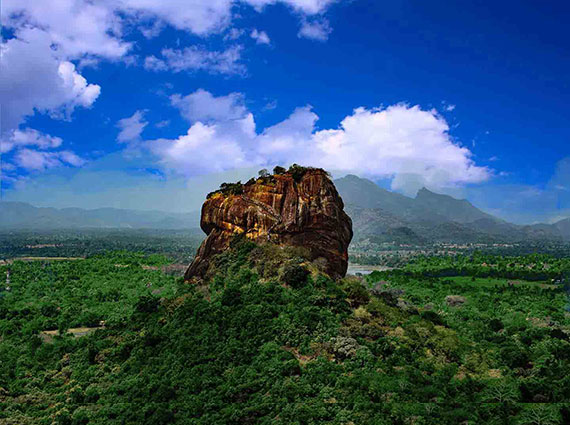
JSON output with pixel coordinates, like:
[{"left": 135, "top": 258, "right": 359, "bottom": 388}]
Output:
[
  {"left": 245, "top": 0, "right": 336, "bottom": 15},
  {"left": 0, "top": 127, "right": 86, "bottom": 178},
  {"left": 226, "top": 28, "right": 245, "bottom": 40},
  {"left": 170, "top": 89, "right": 247, "bottom": 122},
  {"left": 0, "top": 29, "right": 101, "bottom": 137},
  {"left": 1, "top": 0, "right": 340, "bottom": 183},
  {"left": 14, "top": 149, "right": 86, "bottom": 172},
  {"left": 116, "top": 111, "right": 148, "bottom": 143},
  {"left": 1, "top": 0, "right": 338, "bottom": 139},
  {"left": 312, "top": 106, "right": 490, "bottom": 194},
  {"left": 147, "top": 122, "right": 253, "bottom": 176},
  {"left": 2, "top": 0, "right": 130, "bottom": 60},
  {"left": 1, "top": 129, "right": 63, "bottom": 154},
  {"left": 298, "top": 17, "right": 332, "bottom": 41},
  {"left": 4, "top": 1, "right": 337, "bottom": 42},
  {"left": 250, "top": 29, "right": 271, "bottom": 44},
  {"left": 144, "top": 46, "right": 245, "bottom": 75},
  {"left": 145, "top": 90, "right": 490, "bottom": 192}
]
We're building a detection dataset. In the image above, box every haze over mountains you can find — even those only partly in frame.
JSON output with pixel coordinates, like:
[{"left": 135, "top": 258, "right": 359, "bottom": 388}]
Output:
[
  {"left": 0, "top": 202, "right": 200, "bottom": 230},
  {"left": 1, "top": 174, "right": 569, "bottom": 243},
  {"left": 336, "top": 175, "right": 570, "bottom": 243}
]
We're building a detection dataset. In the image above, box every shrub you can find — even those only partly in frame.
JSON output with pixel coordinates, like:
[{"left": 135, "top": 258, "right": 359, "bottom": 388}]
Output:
[
  {"left": 342, "top": 278, "right": 370, "bottom": 307},
  {"left": 135, "top": 296, "right": 160, "bottom": 313},
  {"left": 288, "top": 163, "right": 309, "bottom": 182},
  {"left": 273, "top": 165, "right": 287, "bottom": 175},
  {"left": 280, "top": 263, "right": 310, "bottom": 288}
]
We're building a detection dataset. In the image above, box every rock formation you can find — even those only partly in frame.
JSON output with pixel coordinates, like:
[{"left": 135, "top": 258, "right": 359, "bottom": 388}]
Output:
[{"left": 185, "top": 166, "right": 353, "bottom": 281}]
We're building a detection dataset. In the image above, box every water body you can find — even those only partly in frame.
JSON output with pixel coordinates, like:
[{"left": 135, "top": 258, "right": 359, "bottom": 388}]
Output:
[{"left": 346, "top": 264, "right": 393, "bottom": 275}]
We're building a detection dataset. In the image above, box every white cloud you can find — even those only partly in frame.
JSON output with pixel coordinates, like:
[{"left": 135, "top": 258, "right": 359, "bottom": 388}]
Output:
[
  {"left": 226, "top": 28, "right": 245, "bottom": 40},
  {"left": 14, "top": 149, "right": 86, "bottom": 171},
  {"left": 155, "top": 120, "right": 171, "bottom": 128},
  {"left": 144, "top": 46, "right": 245, "bottom": 75},
  {"left": 118, "top": 0, "right": 235, "bottom": 36},
  {"left": 116, "top": 111, "right": 148, "bottom": 143},
  {"left": 312, "top": 105, "right": 490, "bottom": 194},
  {"left": 143, "top": 56, "right": 169, "bottom": 71},
  {"left": 1, "top": 129, "right": 63, "bottom": 154},
  {"left": 2, "top": 0, "right": 130, "bottom": 60},
  {"left": 3, "top": 0, "right": 337, "bottom": 44},
  {"left": 257, "top": 106, "right": 318, "bottom": 161},
  {"left": 1, "top": 0, "right": 338, "bottom": 141},
  {"left": 0, "top": 29, "right": 101, "bottom": 137},
  {"left": 245, "top": 0, "right": 336, "bottom": 15},
  {"left": 145, "top": 90, "right": 490, "bottom": 192},
  {"left": 298, "top": 17, "right": 332, "bottom": 41},
  {"left": 250, "top": 29, "right": 271, "bottom": 45},
  {"left": 115, "top": 0, "right": 338, "bottom": 39},
  {"left": 170, "top": 89, "right": 247, "bottom": 122},
  {"left": 445, "top": 104, "right": 456, "bottom": 112},
  {"left": 147, "top": 122, "right": 252, "bottom": 176},
  {"left": 0, "top": 127, "right": 86, "bottom": 179}
]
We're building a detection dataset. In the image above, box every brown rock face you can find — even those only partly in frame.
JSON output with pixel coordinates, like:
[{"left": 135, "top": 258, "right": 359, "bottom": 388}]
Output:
[{"left": 185, "top": 168, "right": 353, "bottom": 281}]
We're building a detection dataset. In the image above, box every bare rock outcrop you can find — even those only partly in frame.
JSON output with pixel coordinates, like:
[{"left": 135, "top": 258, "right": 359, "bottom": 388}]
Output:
[{"left": 185, "top": 166, "right": 353, "bottom": 281}]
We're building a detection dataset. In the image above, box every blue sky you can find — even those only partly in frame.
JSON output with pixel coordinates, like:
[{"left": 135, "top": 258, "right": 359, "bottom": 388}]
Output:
[{"left": 1, "top": 0, "right": 568, "bottom": 223}]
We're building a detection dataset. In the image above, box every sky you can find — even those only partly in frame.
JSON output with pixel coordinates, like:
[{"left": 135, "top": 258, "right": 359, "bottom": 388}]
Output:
[{"left": 1, "top": 0, "right": 569, "bottom": 224}]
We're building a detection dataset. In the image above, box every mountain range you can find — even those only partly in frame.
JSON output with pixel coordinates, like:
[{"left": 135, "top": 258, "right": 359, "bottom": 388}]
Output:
[
  {"left": 0, "top": 202, "right": 200, "bottom": 230},
  {"left": 1, "top": 175, "right": 569, "bottom": 244},
  {"left": 334, "top": 174, "right": 570, "bottom": 243}
]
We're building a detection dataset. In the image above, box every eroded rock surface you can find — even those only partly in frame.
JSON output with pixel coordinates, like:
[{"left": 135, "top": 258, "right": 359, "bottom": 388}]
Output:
[{"left": 185, "top": 168, "right": 353, "bottom": 281}]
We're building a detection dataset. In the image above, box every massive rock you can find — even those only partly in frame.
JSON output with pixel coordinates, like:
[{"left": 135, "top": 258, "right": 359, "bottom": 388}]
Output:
[{"left": 185, "top": 167, "right": 353, "bottom": 281}]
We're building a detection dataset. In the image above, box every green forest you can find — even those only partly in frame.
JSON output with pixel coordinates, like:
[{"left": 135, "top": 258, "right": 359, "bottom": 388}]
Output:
[{"left": 1, "top": 237, "right": 570, "bottom": 424}]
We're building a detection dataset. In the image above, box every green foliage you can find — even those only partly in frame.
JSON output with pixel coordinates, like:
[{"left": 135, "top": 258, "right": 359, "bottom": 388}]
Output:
[
  {"left": 280, "top": 263, "right": 310, "bottom": 288},
  {"left": 273, "top": 165, "right": 287, "bottom": 175},
  {"left": 219, "top": 181, "right": 244, "bottom": 196},
  {"left": 287, "top": 163, "right": 311, "bottom": 182},
  {"left": 1, "top": 243, "right": 570, "bottom": 424},
  {"left": 0, "top": 229, "right": 202, "bottom": 263}
]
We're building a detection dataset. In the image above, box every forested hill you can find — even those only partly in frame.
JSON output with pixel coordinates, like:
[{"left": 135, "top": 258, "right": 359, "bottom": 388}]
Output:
[
  {"left": 335, "top": 174, "right": 570, "bottom": 243},
  {"left": 0, "top": 202, "right": 200, "bottom": 230}
]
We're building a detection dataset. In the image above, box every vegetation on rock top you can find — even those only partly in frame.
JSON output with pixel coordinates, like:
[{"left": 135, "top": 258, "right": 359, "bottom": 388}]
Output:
[{"left": 206, "top": 164, "right": 328, "bottom": 199}]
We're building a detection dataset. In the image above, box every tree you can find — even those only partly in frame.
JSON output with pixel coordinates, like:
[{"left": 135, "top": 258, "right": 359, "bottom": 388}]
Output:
[{"left": 273, "top": 166, "right": 286, "bottom": 175}]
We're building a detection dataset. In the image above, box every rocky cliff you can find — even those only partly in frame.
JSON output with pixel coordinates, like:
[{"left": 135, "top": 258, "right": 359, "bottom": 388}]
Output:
[{"left": 185, "top": 166, "right": 353, "bottom": 281}]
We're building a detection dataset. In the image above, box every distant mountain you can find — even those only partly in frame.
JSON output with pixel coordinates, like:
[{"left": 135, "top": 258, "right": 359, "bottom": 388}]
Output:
[
  {"left": 554, "top": 218, "right": 570, "bottom": 239},
  {"left": 335, "top": 175, "right": 567, "bottom": 244},
  {"left": 0, "top": 202, "right": 200, "bottom": 230},
  {"left": 336, "top": 175, "right": 497, "bottom": 225},
  {"left": 414, "top": 187, "right": 496, "bottom": 223},
  {"left": 334, "top": 175, "right": 416, "bottom": 214},
  {"left": 3, "top": 179, "right": 569, "bottom": 245}
]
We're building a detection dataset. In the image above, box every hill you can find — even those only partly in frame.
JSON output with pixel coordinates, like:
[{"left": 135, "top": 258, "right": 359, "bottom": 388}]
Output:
[
  {"left": 554, "top": 217, "right": 570, "bottom": 239},
  {"left": 0, "top": 202, "right": 200, "bottom": 230},
  {"left": 335, "top": 174, "right": 567, "bottom": 244}
]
